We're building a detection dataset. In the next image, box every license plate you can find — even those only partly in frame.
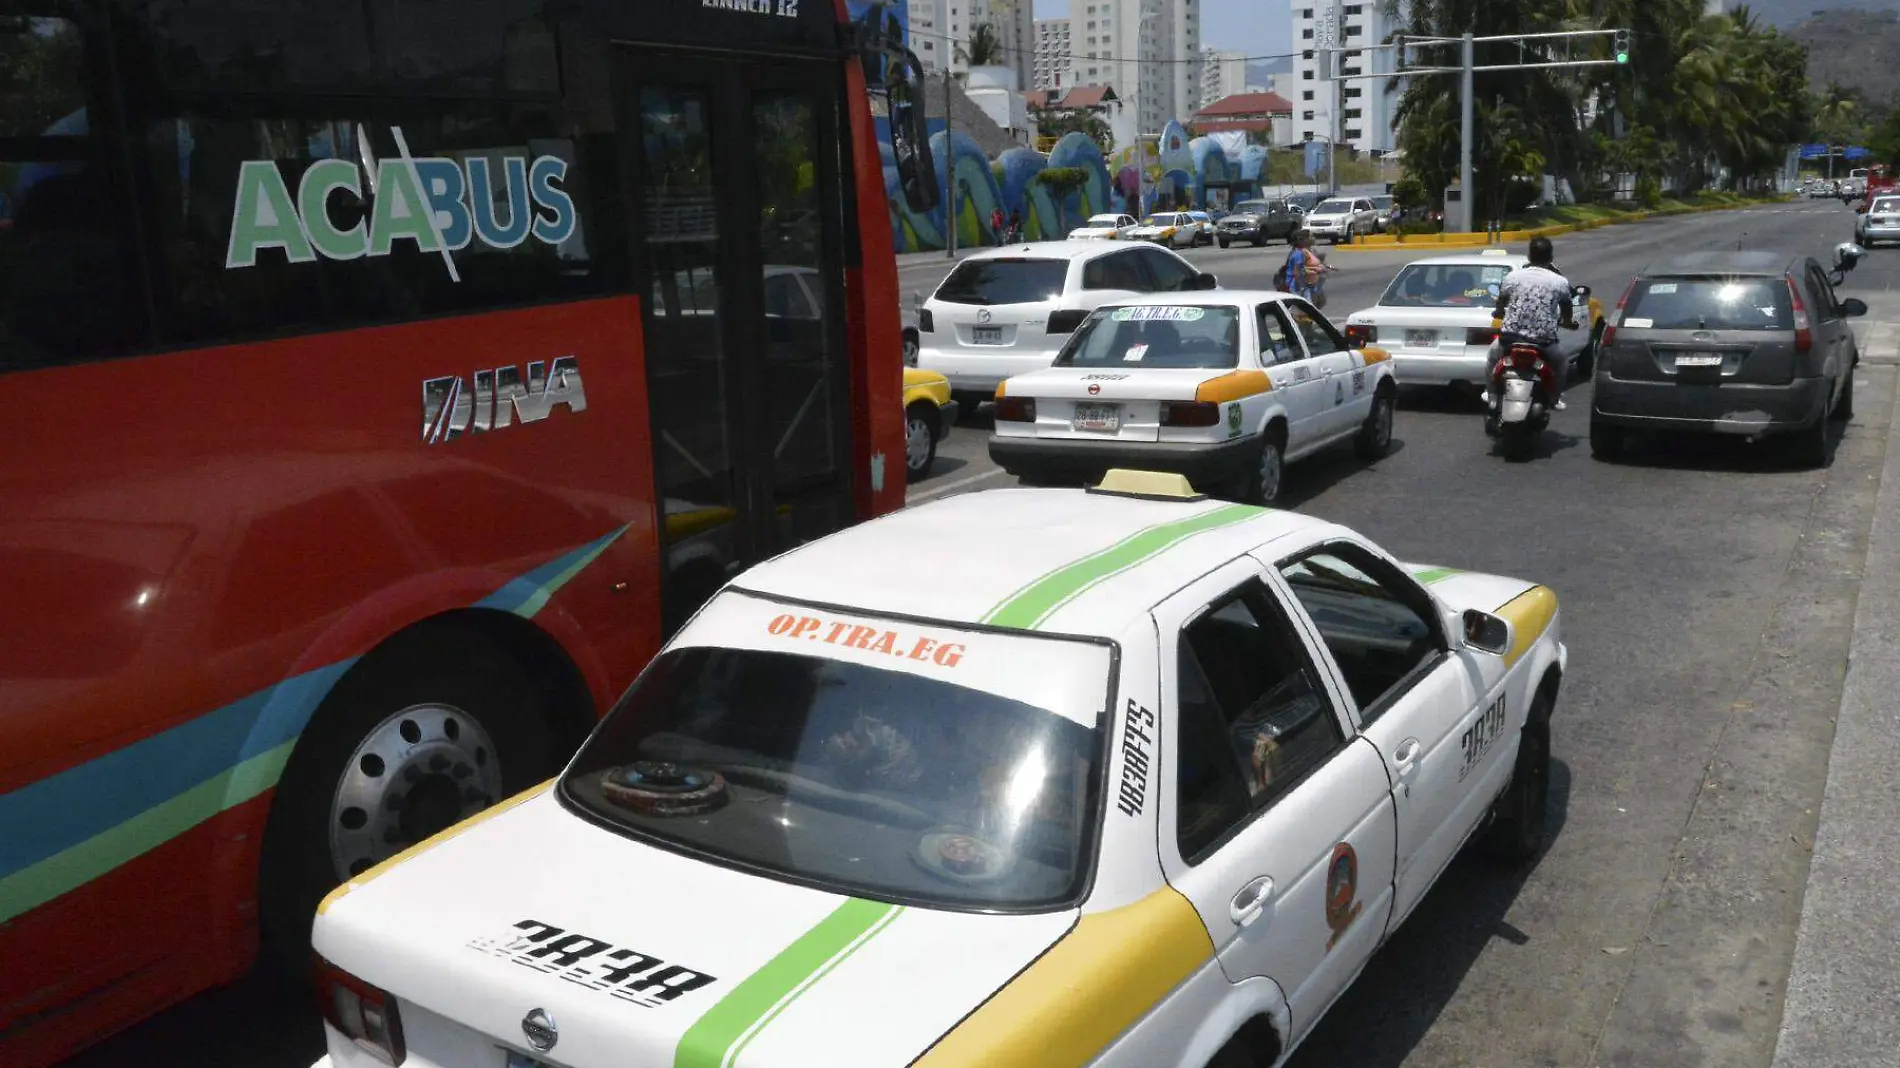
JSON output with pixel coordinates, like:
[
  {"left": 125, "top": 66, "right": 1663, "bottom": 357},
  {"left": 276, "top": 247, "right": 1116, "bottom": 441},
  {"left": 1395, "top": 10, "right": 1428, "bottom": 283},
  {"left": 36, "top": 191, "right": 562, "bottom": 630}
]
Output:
[
  {"left": 1676, "top": 352, "right": 1723, "bottom": 368},
  {"left": 506, "top": 1054, "right": 552, "bottom": 1068},
  {"left": 971, "top": 326, "right": 1004, "bottom": 345},
  {"left": 1405, "top": 329, "right": 1437, "bottom": 348},
  {"left": 1072, "top": 402, "right": 1120, "bottom": 431}
]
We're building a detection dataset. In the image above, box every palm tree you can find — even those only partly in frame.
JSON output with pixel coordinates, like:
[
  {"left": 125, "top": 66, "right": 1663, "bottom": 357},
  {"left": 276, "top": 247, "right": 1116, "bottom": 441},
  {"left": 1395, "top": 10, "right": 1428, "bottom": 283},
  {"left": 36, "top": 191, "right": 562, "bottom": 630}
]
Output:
[{"left": 956, "top": 22, "right": 1003, "bottom": 70}]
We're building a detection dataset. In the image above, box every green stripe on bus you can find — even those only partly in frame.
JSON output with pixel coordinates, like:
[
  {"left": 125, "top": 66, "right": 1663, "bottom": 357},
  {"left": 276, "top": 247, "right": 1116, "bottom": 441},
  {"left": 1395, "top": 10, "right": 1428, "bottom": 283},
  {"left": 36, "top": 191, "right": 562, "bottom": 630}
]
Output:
[
  {"left": 981, "top": 503, "right": 1259, "bottom": 631},
  {"left": 0, "top": 739, "right": 295, "bottom": 925},
  {"left": 1410, "top": 566, "right": 1462, "bottom": 585},
  {"left": 675, "top": 898, "right": 903, "bottom": 1068}
]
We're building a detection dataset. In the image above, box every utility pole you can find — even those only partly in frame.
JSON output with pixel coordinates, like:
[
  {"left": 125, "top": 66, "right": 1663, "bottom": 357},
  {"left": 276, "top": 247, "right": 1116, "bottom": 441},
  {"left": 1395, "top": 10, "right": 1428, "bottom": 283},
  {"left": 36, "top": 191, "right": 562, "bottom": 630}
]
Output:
[
  {"left": 943, "top": 68, "right": 957, "bottom": 258},
  {"left": 1458, "top": 32, "right": 1473, "bottom": 234}
]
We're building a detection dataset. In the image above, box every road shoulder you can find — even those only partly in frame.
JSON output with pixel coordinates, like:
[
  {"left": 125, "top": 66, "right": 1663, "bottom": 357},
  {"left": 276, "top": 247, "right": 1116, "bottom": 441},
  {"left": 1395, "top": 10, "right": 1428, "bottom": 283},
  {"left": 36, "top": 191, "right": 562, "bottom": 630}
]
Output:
[{"left": 1770, "top": 331, "right": 1900, "bottom": 1068}]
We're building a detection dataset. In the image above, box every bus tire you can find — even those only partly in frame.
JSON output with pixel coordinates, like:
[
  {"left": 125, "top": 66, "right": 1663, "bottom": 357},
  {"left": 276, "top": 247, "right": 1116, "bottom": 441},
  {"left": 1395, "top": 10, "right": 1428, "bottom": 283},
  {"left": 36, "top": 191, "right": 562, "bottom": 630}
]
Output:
[{"left": 259, "top": 624, "right": 558, "bottom": 973}]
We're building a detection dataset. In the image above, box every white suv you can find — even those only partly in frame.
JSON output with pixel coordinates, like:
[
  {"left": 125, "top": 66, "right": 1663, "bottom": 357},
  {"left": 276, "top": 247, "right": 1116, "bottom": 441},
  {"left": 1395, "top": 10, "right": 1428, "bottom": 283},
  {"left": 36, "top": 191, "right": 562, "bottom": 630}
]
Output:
[
  {"left": 915, "top": 241, "right": 1218, "bottom": 414},
  {"left": 1302, "top": 196, "right": 1376, "bottom": 244}
]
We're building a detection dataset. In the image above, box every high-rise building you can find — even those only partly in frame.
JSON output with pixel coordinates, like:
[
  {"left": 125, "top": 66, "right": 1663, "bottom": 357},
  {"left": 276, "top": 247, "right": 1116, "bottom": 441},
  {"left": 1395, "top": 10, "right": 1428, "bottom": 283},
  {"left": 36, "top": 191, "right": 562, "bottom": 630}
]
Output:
[
  {"left": 1033, "top": 18, "right": 1074, "bottom": 91},
  {"left": 1198, "top": 48, "right": 1250, "bottom": 109},
  {"left": 913, "top": 0, "right": 1036, "bottom": 93},
  {"left": 1290, "top": 2, "right": 1397, "bottom": 152},
  {"left": 1065, "top": 0, "right": 1202, "bottom": 138}
]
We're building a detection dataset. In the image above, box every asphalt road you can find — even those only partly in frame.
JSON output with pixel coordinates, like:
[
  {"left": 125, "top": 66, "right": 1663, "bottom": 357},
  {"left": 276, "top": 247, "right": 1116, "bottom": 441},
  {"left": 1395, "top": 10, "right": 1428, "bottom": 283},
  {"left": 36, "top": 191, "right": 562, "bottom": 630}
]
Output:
[{"left": 69, "top": 199, "right": 1900, "bottom": 1068}]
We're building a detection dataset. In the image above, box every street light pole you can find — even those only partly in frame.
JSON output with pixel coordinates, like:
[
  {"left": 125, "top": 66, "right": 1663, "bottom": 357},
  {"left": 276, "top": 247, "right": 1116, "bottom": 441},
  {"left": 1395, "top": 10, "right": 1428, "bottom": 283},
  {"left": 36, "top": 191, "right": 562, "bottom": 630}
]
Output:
[{"left": 1458, "top": 32, "right": 1474, "bottom": 235}]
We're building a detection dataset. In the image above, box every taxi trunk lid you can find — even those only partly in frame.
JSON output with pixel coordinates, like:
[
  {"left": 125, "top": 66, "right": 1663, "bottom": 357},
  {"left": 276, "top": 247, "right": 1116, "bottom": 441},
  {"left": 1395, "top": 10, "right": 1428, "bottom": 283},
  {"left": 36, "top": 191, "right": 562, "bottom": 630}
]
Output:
[
  {"left": 1000, "top": 367, "right": 1237, "bottom": 443},
  {"left": 314, "top": 789, "right": 1078, "bottom": 1068}
]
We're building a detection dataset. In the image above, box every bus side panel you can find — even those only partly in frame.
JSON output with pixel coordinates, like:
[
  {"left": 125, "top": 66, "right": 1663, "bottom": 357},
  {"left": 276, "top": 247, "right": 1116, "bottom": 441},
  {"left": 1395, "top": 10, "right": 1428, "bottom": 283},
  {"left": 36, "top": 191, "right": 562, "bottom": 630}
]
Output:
[
  {"left": 0, "top": 297, "right": 661, "bottom": 1062},
  {"left": 842, "top": 59, "right": 908, "bottom": 517}
]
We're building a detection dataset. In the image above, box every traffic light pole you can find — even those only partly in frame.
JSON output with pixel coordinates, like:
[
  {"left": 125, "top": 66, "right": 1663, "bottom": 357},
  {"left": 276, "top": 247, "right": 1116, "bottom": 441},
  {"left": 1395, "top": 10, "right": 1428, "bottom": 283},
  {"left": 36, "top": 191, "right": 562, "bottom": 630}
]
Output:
[{"left": 1323, "top": 27, "right": 1628, "bottom": 234}]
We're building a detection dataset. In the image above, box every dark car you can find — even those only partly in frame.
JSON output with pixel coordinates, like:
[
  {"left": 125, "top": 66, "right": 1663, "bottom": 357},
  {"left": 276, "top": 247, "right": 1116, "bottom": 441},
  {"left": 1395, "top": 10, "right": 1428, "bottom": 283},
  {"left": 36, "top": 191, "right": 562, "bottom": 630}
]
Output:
[
  {"left": 1215, "top": 198, "right": 1299, "bottom": 248},
  {"left": 1590, "top": 245, "right": 1867, "bottom": 467}
]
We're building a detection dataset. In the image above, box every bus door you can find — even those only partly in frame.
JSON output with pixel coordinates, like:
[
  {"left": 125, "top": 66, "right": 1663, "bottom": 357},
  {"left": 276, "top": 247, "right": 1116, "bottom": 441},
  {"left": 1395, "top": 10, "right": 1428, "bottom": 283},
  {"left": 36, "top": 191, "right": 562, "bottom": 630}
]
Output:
[{"left": 623, "top": 51, "right": 855, "bottom": 633}]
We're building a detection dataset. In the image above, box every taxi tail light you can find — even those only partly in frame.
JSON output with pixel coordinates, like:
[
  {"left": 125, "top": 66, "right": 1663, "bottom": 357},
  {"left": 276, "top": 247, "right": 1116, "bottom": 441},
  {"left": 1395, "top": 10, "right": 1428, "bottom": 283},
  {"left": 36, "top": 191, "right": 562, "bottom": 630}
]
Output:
[
  {"left": 1047, "top": 309, "right": 1088, "bottom": 334},
  {"left": 1600, "top": 278, "right": 1636, "bottom": 349},
  {"left": 1159, "top": 400, "right": 1221, "bottom": 427},
  {"left": 993, "top": 396, "right": 1036, "bottom": 422},
  {"left": 1788, "top": 278, "right": 1813, "bottom": 353},
  {"left": 1465, "top": 327, "right": 1498, "bottom": 347},
  {"left": 1345, "top": 324, "right": 1378, "bottom": 346},
  {"left": 918, "top": 309, "right": 934, "bottom": 332},
  {"left": 316, "top": 955, "right": 407, "bottom": 1066}
]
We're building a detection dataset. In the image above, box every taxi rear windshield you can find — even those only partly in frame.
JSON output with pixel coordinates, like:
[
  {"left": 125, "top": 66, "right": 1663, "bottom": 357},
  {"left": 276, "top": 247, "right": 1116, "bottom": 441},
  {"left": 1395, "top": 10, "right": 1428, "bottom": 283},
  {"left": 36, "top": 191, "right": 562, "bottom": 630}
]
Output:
[
  {"left": 561, "top": 606, "right": 1110, "bottom": 911},
  {"left": 1872, "top": 197, "right": 1900, "bottom": 214},
  {"left": 1379, "top": 263, "right": 1514, "bottom": 308},
  {"left": 1622, "top": 278, "right": 1792, "bottom": 331},
  {"left": 1058, "top": 305, "right": 1240, "bottom": 369},
  {"left": 934, "top": 259, "right": 1067, "bottom": 305}
]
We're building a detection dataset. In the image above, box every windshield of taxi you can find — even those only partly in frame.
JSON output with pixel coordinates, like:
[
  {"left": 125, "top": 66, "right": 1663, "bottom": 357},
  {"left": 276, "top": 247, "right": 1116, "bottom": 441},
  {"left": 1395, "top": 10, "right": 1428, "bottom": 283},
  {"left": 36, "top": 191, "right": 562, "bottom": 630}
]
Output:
[
  {"left": 1873, "top": 197, "right": 1900, "bottom": 214},
  {"left": 561, "top": 592, "right": 1112, "bottom": 911},
  {"left": 1084, "top": 214, "right": 1125, "bottom": 226},
  {"left": 1379, "top": 263, "right": 1515, "bottom": 308},
  {"left": 1058, "top": 305, "right": 1241, "bottom": 369}
]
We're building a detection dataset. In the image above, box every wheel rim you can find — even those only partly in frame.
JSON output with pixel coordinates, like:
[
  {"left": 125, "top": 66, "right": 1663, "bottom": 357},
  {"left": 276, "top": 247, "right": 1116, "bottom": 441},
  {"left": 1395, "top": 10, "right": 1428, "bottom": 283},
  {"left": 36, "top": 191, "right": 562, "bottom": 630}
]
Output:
[
  {"left": 329, "top": 703, "right": 502, "bottom": 882},
  {"left": 906, "top": 414, "right": 932, "bottom": 471},
  {"left": 1372, "top": 397, "right": 1394, "bottom": 448},
  {"left": 1258, "top": 443, "right": 1283, "bottom": 503}
]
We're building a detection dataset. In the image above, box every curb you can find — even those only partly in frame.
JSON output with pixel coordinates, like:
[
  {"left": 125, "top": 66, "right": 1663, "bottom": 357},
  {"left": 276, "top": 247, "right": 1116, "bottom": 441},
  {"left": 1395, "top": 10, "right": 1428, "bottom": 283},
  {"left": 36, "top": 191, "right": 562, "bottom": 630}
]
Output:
[{"left": 1329, "top": 199, "right": 1789, "bottom": 253}]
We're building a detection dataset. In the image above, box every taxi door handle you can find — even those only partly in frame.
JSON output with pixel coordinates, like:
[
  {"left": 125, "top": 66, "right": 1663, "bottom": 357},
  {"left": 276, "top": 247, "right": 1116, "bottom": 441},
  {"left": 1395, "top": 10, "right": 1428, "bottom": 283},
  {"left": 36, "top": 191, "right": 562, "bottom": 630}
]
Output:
[
  {"left": 1392, "top": 738, "right": 1423, "bottom": 796},
  {"left": 1229, "top": 875, "right": 1276, "bottom": 927}
]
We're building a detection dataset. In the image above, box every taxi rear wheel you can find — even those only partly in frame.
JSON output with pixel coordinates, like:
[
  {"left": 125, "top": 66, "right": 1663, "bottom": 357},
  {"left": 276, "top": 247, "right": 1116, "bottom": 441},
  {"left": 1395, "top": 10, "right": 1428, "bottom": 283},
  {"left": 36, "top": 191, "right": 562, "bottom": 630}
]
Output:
[
  {"left": 1482, "top": 698, "right": 1552, "bottom": 862},
  {"left": 905, "top": 402, "right": 939, "bottom": 480},
  {"left": 1355, "top": 391, "right": 1396, "bottom": 459},
  {"left": 1238, "top": 434, "right": 1285, "bottom": 505}
]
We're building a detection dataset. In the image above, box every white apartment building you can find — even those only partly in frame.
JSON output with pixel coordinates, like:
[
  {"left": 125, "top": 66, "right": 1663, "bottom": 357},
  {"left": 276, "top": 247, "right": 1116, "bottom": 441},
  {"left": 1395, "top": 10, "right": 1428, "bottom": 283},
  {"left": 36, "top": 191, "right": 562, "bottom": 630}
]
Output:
[
  {"left": 1066, "top": 0, "right": 1202, "bottom": 138},
  {"left": 912, "top": 0, "right": 1036, "bottom": 93},
  {"left": 1033, "top": 18, "right": 1074, "bottom": 91},
  {"left": 1290, "top": 1, "right": 1397, "bottom": 152},
  {"left": 1198, "top": 48, "right": 1250, "bottom": 110}
]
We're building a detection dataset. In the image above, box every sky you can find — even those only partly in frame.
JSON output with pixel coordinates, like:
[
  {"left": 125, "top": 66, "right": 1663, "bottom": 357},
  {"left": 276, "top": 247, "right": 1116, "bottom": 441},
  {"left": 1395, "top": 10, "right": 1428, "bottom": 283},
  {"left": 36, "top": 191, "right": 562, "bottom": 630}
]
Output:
[{"left": 1032, "top": 0, "right": 1293, "bottom": 60}]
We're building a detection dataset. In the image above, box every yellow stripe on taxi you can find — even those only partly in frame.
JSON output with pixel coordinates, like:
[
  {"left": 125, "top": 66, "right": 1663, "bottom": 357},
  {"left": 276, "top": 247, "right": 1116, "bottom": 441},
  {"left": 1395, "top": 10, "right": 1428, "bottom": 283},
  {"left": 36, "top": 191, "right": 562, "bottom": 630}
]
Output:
[
  {"left": 1495, "top": 585, "right": 1557, "bottom": 668},
  {"left": 1194, "top": 370, "right": 1272, "bottom": 403},
  {"left": 913, "top": 888, "right": 1214, "bottom": 1068}
]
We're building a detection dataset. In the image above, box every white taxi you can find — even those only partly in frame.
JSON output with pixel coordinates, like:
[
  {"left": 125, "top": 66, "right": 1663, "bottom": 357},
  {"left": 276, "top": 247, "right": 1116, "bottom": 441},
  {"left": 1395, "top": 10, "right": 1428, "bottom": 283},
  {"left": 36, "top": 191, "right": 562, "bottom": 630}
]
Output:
[
  {"left": 306, "top": 473, "right": 1565, "bottom": 1068},
  {"left": 1128, "top": 212, "right": 1201, "bottom": 249},
  {"left": 1340, "top": 250, "right": 1603, "bottom": 392},
  {"left": 988, "top": 294, "right": 1398, "bottom": 505},
  {"left": 1068, "top": 213, "right": 1140, "bottom": 241}
]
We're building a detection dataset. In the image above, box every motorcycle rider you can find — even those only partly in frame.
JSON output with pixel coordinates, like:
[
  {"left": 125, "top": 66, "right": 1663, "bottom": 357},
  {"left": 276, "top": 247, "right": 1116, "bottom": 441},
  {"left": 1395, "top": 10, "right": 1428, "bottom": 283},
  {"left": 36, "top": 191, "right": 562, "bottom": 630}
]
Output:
[{"left": 1486, "top": 236, "right": 1578, "bottom": 411}]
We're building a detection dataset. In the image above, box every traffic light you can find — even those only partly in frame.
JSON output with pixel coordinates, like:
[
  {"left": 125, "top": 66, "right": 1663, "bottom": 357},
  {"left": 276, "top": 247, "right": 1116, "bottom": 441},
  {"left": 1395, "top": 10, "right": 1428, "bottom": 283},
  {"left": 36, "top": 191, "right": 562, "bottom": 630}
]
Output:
[{"left": 1613, "top": 29, "right": 1630, "bottom": 64}]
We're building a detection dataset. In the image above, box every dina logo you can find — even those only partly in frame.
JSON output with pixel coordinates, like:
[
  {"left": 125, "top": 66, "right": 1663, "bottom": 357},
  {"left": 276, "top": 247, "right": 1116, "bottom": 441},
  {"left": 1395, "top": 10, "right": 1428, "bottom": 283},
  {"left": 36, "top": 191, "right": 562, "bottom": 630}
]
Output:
[
  {"left": 423, "top": 357, "right": 586, "bottom": 444},
  {"left": 225, "top": 124, "right": 576, "bottom": 281}
]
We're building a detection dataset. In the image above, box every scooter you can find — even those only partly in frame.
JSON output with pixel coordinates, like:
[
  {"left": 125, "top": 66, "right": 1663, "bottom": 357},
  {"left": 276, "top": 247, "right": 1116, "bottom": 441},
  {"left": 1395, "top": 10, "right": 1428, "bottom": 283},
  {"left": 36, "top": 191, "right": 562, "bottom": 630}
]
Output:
[{"left": 1485, "top": 338, "right": 1557, "bottom": 460}]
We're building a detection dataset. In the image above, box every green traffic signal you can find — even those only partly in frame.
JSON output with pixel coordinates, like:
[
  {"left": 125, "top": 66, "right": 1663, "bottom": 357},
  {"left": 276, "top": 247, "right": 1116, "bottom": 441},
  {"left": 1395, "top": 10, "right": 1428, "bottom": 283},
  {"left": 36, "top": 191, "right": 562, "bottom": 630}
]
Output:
[
  {"left": 1613, "top": 29, "right": 1630, "bottom": 63},
  {"left": 1615, "top": 50, "right": 1628, "bottom": 63}
]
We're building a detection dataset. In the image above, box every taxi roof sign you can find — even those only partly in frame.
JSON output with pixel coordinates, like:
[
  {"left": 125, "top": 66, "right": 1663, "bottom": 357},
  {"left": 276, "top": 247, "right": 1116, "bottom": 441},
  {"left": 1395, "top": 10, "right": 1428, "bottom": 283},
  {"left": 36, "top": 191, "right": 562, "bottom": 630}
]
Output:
[
  {"left": 1089, "top": 469, "right": 1207, "bottom": 502},
  {"left": 1480, "top": 247, "right": 1511, "bottom": 255}
]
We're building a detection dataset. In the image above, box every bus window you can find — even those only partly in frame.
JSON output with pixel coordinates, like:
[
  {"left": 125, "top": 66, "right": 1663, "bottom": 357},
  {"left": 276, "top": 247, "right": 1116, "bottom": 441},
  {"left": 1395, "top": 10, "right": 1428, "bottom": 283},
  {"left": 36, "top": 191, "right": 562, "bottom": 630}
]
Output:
[{"left": 0, "top": 15, "right": 144, "bottom": 372}]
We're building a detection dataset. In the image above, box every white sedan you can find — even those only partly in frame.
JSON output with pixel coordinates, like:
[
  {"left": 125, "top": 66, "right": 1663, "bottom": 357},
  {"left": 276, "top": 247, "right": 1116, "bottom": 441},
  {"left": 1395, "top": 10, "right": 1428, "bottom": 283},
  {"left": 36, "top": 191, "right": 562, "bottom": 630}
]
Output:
[
  {"left": 1340, "top": 251, "right": 1603, "bottom": 392},
  {"left": 1068, "top": 213, "right": 1140, "bottom": 240},
  {"left": 988, "top": 293, "right": 1397, "bottom": 505},
  {"left": 306, "top": 472, "right": 1565, "bottom": 1068},
  {"left": 1128, "top": 212, "right": 1201, "bottom": 249}
]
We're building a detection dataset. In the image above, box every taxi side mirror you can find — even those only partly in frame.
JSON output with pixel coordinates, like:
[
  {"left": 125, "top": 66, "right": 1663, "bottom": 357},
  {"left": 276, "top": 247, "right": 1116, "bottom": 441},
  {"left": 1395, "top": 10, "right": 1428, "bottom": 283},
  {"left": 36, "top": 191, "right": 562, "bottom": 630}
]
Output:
[
  {"left": 1460, "top": 609, "right": 1512, "bottom": 656},
  {"left": 1186, "top": 272, "right": 1219, "bottom": 291}
]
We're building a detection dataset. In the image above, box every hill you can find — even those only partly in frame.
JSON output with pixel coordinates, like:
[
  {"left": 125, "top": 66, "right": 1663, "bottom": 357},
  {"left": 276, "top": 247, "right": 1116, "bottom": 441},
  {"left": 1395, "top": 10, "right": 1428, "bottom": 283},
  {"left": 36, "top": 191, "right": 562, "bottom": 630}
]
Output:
[
  {"left": 1787, "top": 8, "right": 1900, "bottom": 105},
  {"left": 1748, "top": 0, "right": 1900, "bottom": 29}
]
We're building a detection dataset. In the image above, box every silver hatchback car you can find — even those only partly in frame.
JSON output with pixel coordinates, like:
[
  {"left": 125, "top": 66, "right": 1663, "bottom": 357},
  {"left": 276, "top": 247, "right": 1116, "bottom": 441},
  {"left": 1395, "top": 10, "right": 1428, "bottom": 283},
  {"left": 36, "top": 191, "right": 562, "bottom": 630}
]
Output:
[{"left": 1590, "top": 245, "right": 1867, "bottom": 467}]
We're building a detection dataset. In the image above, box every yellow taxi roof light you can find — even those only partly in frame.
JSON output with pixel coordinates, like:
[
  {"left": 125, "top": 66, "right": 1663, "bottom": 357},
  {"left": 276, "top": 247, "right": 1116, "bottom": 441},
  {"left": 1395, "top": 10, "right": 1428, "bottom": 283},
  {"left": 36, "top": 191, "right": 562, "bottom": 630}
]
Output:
[{"left": 1089, "top": 469, "right": 1206, "bottom": 501}]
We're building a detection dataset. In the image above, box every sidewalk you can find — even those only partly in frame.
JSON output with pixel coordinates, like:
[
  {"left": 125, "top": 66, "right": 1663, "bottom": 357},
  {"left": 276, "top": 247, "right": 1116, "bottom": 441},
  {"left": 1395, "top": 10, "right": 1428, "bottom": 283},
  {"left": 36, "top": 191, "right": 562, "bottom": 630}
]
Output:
[{"left": 1769, "top": 305, "right": 1900, "bottom": 1068}]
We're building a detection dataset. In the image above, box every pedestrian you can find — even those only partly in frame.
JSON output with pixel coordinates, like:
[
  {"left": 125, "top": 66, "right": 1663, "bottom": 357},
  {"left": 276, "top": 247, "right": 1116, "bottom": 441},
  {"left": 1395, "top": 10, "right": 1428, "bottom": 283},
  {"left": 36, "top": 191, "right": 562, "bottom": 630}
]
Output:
[
  {"left": 1278, "top": 230, "right": 1333, "bottom": 302},
  {"left": 1008, "top": 207, "right": 1023, "bottom": 243},
  {"left": 990, "top": 206, "right": 1006, "bottom": 246}
]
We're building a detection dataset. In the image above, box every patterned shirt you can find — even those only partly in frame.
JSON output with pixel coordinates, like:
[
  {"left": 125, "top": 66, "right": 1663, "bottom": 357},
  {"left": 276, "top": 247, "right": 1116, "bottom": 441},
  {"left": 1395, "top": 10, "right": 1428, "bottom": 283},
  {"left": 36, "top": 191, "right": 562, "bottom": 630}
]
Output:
[{"left": 1498, "top": 264, "right": 1572, "bottom": 341}]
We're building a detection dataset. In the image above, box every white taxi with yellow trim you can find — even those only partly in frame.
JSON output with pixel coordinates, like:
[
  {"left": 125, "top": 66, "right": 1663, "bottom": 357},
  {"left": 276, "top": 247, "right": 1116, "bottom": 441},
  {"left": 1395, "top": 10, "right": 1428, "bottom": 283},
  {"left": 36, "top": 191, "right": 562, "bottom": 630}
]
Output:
[
  {"left": 307, "top": 473, "right": 1565, "bottom": 1068},
  {"left": 988, "top": 294, "right": 1398, "bottom": 505}
]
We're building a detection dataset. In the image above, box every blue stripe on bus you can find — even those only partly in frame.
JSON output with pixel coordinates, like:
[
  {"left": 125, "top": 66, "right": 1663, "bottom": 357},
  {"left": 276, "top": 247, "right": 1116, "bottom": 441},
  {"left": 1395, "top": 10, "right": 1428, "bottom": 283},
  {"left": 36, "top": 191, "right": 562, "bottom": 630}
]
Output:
[{"left": 0, "top": 527, "right": 627, "bottom": 884}]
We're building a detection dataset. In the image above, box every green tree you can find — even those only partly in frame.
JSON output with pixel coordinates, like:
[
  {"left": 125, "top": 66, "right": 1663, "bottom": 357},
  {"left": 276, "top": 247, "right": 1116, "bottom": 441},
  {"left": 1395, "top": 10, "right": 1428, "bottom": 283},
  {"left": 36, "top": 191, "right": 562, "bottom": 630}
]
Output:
[
  {"left": 1031, "top": 106, "right": 1113, "bottom": 153},
  {"left": 957, "top": 22, "right": 1003, "bottom": 69}
]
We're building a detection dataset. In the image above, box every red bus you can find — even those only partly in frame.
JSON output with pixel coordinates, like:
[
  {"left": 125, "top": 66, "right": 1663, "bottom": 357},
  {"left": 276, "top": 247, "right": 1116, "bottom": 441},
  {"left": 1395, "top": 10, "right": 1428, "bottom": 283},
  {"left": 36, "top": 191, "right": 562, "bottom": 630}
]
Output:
[{"left": 0, "top": 1, "right": 934, "bottom": 1063}]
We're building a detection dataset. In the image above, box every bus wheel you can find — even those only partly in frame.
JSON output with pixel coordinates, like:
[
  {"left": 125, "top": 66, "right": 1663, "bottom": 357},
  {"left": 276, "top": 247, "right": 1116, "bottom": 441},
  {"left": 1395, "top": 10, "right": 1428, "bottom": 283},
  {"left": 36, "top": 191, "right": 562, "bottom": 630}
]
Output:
[{"left": 259, "top": 626, "right": 556, "bottom": 971}]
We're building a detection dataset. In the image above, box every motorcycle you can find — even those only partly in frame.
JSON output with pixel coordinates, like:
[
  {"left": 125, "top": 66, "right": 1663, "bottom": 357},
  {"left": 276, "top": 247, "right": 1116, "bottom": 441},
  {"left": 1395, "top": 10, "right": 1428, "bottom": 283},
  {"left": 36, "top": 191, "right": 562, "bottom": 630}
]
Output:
[{"left": 1484, "top": 284, "right": 1591, "bottom": 459}]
